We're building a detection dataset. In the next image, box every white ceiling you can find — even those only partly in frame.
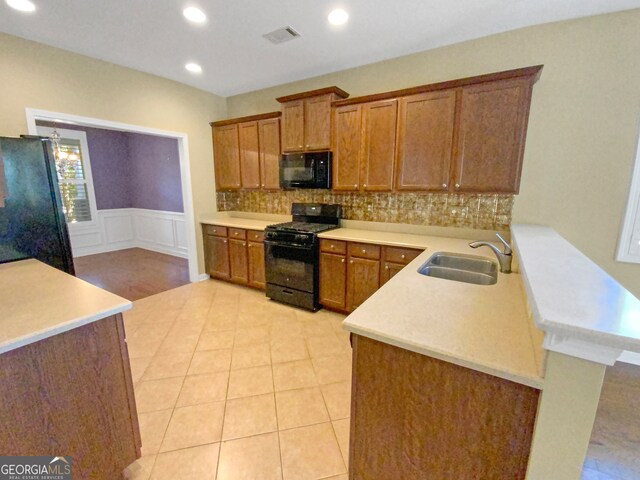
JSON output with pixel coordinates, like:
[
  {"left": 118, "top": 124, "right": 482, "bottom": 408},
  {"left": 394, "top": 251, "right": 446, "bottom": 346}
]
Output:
[{"left": 1, "top": 0, "right": 639, "bottom": 97}]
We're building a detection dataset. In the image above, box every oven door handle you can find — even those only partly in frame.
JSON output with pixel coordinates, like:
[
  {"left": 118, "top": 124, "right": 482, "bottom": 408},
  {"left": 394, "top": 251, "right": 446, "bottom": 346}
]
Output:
[{"left": 264, "top": 240, "right": 314, "bottom": 249}]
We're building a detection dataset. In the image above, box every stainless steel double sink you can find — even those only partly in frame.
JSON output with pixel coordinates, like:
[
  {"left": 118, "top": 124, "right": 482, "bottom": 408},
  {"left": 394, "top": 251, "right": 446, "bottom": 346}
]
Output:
[{"left": 418, "top": 251, "right": 498, "bottom": 285}]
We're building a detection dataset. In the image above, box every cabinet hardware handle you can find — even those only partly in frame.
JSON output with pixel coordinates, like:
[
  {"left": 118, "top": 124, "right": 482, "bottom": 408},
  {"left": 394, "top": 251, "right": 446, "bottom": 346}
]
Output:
[
  {"left": 299, "top": 145, "right": 303, "bottom": 148},
  {"left": 330, "top": 245, "right": 334, "bottom": 249},
  {"left": 306, "top": 144, "right": 310, "bottom": 148},
  {"left": 350, "top": 260, "right": 353, "bottom": 264},
  {"left": 401, "top": 254, "right": 405, "bottom": 259},
  {"left": 385, "top": 265, "right": 389, "bottom": 270},
  {"left": 363, "top": 184, "right": 367, "bottom": 188},
  {"left": 455, "top": 183, "right": 460, "bottom": 189},
  {"left": 341, "top": 258, "right": 345, "bottom": 263},
  {"left": 262, "top": 184, "right": 265, "bottom": 187},
  {"left": 442, "top": 183, "right": 447, "bottom": 188},
  {"left": 362, "top": 249, "right": 366, "bottom": 254},
  {"left": 223, "top": 240, "right": 227, "bottom": 243},
  {"left": 242, "top": 242, "right": 246, "bottom": 246},
  {"left": 354, "top": 184, "right": 358, "bottom": 188}
]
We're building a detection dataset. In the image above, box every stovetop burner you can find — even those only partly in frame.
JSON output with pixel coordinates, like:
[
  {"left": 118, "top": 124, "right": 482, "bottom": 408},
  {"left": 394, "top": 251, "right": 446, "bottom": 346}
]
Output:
[{"left": 266, "top": 222, "right": 338, "bottom": 234}]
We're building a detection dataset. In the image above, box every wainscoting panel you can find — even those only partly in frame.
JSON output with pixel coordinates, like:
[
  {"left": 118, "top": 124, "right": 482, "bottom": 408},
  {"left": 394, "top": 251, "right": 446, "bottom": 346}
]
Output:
[{"left": 70, "top": 208, "right": 187, "bottom": 258}]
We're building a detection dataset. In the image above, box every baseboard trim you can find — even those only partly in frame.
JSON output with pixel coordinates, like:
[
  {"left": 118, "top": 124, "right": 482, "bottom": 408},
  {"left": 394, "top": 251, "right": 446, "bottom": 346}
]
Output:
[{"left": 196, "top": 274, "right": 210, "bottom": 282}]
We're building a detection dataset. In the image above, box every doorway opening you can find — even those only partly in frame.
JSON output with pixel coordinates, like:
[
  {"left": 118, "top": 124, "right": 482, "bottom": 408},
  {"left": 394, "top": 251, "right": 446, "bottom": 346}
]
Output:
[{"left": 25, "top": 108, "right": 200, "bottom": 297}]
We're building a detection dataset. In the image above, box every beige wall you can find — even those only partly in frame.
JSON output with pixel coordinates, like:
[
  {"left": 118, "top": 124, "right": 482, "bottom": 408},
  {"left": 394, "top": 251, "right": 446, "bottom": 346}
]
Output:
[
  {"left": 0, "top": 33, "right": 227, "bottom": 274},
  {"left": 227, "top": 9, "right": 640, "bottom": 297}
]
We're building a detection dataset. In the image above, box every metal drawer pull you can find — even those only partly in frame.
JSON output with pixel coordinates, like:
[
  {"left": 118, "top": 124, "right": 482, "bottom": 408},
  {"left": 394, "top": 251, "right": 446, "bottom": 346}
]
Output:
[{"left": 283, "top": 289, "right": 294, "bottom": 295}]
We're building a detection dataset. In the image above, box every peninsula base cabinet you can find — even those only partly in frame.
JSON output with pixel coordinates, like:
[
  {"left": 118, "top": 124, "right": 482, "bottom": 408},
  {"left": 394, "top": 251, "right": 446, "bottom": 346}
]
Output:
[
  {"left": 0, "top": 314, "right": 141, "bottom": 479},
  {"left": 349, "top": 335, "right": 540, "bottom": 480},
  {"left": 320, "top": 239, "right": 423, "bottom": 312},
  {"left": 203, "top": 225, "right": 265, "bottom": 290}
]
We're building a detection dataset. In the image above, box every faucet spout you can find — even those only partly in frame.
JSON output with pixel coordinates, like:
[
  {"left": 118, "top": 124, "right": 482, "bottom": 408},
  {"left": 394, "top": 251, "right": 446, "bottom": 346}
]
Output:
[{"left": 469, "top": 233, "right": 512, "bottom": 274}]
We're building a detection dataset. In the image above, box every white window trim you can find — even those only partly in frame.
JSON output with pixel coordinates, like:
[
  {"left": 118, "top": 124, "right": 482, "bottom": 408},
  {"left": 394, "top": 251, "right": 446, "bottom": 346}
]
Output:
[
  {"left": 36, "top": 126, "right": 100, "bottom": 231},
  {"left": 616, "top": 125, "right": 640, "bottom": 264}
]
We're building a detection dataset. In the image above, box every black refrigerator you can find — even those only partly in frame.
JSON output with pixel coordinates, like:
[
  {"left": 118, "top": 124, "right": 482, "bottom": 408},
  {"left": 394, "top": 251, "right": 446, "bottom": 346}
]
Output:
[{"left": 0, "top": 135, "right": 75, "bottom": 274}]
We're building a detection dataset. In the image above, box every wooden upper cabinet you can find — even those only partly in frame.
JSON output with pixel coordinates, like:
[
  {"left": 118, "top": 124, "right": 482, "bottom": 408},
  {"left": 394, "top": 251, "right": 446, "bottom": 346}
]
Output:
[
  {"left": 332, "top": 104, "right": 362, "bottom": 191},
  {"left": 453, "top": 78, "right": 532, "bottom": 193},
  {"left": 304, "top": 94, "right": 332, "bottom": 150},
  {"left": 212, "top": 124, "right": 241, "bottom": 190},
  {"left": 258, "top": 118, "right": 281, "bottom": 190},
  {"left": 277, "top": 87, "right": 349, "bottom": 153},
  {"left": 238, "top": 121, "right": 260, "bottom": 189},
  {"left": 281, "top": 100, "right": 305, "bottom": 152},
  {"left": 361, "top": 99, "right": 398, "bottom": 192},
  {"left": 396, "top": 90, "right": 457, "bottom": 191},
  {"left": 211, "top": 112, "right": 282, "bottom": 191}
]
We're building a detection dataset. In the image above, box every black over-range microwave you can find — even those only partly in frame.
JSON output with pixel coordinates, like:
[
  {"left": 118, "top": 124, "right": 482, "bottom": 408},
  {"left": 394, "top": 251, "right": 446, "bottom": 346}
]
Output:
[{"left": 279, "top": 151, "right": 332, "bottom": 189}]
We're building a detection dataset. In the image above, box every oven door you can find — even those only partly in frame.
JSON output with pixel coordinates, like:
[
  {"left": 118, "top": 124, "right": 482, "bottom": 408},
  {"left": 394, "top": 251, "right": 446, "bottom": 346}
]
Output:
[
  {"left": 280, "top": 153, "right": 315, "bottom": 189},
  {"left": 264, "top": 240, "right": 316, "bottom": 293}
]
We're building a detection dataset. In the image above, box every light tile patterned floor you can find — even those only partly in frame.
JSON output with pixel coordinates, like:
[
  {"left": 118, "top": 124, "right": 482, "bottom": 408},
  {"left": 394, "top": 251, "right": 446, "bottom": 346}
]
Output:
[{"left": 123, "top": 279, "right": 351, "bottom": 480}]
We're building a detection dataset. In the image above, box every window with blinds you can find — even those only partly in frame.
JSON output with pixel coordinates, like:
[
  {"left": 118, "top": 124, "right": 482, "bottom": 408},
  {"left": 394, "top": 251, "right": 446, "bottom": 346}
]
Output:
[{"left": 55, "top": 138, "right": 93, "bottom": 223}]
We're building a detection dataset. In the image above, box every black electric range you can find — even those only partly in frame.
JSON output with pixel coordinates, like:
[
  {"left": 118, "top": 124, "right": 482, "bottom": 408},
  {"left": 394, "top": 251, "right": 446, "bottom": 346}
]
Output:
[{"left": 264, "top": 203, "right": 341, "bottom": 310}]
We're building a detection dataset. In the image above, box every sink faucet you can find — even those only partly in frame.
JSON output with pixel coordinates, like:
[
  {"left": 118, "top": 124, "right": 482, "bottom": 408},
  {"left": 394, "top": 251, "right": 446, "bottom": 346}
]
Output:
[{"left": 469, "top": 233, "right": 512, "bottom": 273}]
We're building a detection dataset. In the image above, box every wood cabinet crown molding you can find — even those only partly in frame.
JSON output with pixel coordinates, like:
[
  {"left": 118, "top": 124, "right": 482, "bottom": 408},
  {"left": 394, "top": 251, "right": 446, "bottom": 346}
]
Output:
[
  {"left": 332, "top": 65, "right": 543, "bottom": 107},
  {"left": 276, "top": 86, "right": 349, "bottom": 103},
  {"left": 210, "top": 111, "right": 281, "bottom": 127}
]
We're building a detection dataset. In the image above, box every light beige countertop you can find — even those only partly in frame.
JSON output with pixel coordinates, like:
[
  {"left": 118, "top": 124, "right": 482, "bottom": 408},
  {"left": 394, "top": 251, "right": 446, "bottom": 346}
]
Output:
[
  {"left": 318, "top": 228, "right": 431, "bottom": 249},
  {"left": 200, "top": 212, "right": 288, "bottom": 231},
  {"left": 0, "top": 259, "right": 132, "bottom": 354},
  {"left": 342, "top": 235, "right": 545, "bottom": 389}
]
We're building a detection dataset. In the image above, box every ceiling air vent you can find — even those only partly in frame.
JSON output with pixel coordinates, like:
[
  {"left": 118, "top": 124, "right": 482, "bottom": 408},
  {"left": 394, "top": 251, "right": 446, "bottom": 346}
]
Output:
[{"left": 263, "top": 26, "right": 301, "bottom": 45}]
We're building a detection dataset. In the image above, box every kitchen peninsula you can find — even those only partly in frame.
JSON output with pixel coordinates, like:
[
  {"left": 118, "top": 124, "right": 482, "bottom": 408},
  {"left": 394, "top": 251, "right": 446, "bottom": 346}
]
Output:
[
  {"left": 201, "top": 211, "right": 640, "bottom": 480},
  {"left": 0, "top": 259, "right": 140, "bottom": 478}
]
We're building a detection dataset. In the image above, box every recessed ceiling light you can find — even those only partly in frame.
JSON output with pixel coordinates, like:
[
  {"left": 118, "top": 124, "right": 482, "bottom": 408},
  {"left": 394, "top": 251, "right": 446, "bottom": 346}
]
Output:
[
  {"left": 328, "top": 8, "right": 348, "bottom": 26},
  {"left": 6, "top": 0, "right": 36, "bottom": 12},
  {"left": 185, "top": 63, "right": 202, "bottom": 74},
  {"left": 183, "top": 6, "right": 206, "bottom": 24}
]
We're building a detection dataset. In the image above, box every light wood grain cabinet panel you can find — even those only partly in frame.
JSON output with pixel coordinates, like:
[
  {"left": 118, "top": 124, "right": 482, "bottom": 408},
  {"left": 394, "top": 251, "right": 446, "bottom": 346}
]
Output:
[
  {"left": 239, "top": 121, "right": 260, "bottom": 189},
  {"left": 304, "top": 94, "right": 332, "bottom": 150},
  {"left": 229, "top": 237, "right": 249, "bottom": 284},
  {"left": 454, "top": 79, "right": 531, "bottom": 193},
  {"left": 248, "top": 241, "right": 266, "bottom": 289},
  {"left": 212, "top": 124, "right": 241, "bottom": 190},
  {"left": 361, "top": 99, "right": 398, "bottom": 192},
  {"left": 332, "top": 104, "right": 362, "bottom": 191},
  {"left": 350, "top": 335, "right": 539, "bottom": 479},
  {"left": 380, "top": 261, "right": 405, "bottom": 286},
  {"left": 347, "top": 256, "right": 380, "bottom": 311},
  {"left": 396, "top": 91, "right": 457, "bottom": 191},
  {"left": 282, "top": 100, "right": 305, "bottom": 152},
  {"left": 258, "top": 118, "right": 281, "bottom": 189},
  {"left": 319, "top": 252, "right": 347, "bottom": 311}
]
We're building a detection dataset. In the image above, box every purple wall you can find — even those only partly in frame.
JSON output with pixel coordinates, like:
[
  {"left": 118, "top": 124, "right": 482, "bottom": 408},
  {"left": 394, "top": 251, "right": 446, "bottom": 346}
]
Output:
[
  {"left": 37, "top": 122, "right": 183, "bottom": 212},
  {"left": 128, "top": 133, "right": 183, "bottom": 212}
]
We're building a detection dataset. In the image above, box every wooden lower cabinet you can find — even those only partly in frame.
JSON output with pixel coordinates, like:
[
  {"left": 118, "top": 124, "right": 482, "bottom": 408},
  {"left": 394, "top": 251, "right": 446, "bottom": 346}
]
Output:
[
  {"left": 347, "top": 257, "right": 380, "bottom": 311},
  {"left": 0, "top": 314, "right": 141, "bottom": 478},
  {"left": 380, "top": 261, "right": 405, "bottom": 286},
  {"left": 206, "top": 235, "right": 230, "bottom": 279},
  {"left": 320, "top": 252, "right": 347, "bottom": 310},
  {"left": 248, "top": 241, "right": 266, "bottom": 289},
  {"left": 350, "top": 335, "right": 540, "bottom": 480},
  {"left": 229, "top": 238, "right": 249, "bottom": 284},
  {"left": 203, "top": 226, "right": 265, "bottom": 290}
]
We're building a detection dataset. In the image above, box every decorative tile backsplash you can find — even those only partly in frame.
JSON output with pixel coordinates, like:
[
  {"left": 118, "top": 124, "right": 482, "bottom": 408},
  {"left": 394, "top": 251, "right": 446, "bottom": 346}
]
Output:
[{"left": 217, "top": 191, "right": 514, "bottom": 230}]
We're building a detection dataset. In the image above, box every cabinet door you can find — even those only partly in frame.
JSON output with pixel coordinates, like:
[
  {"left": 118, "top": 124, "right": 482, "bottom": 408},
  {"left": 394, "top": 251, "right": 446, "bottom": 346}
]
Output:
[
  {"left": 229, "top": 238, "right": 249, "bottom": 284},
  {"left": 380, "top": 261, "right": 405, "bottom": 286},
  {"left": 247, "top": 241, "right": 266, "bottom": 290},
  {"left": 209, "top": 235, "right": 230, "bottom": 279},
  {"left": 281, "top": 100, "right": 304, "bottom": 152},
  {"left": 212, "top": 125, "right": 241, "bottom": 190},
  {"left": 304, "top": 94, "right": 332, "bottom": 150},
  {"left": 396, "top": 91, "right": 456, "bottom": 191},
  {"left": 332, "top": 104, "right": 362, "bottom": 191},
  {"left": 361, "top": 99, "right": 398, "bottom": 192},
  {"left": 347, "top": 256, "right": 380, "bottom": 311},
  {"left": 239, "top": 121, "right": 260, "bottom": 189},
  {"left": 453, "top": 79, "right": 531, "bottom": 193},
  {"left": 258, "top": 118, "right": 281, "bottom": 190},
  {"left": 320, "top": 252, "right": 347, "bottom": 311}
]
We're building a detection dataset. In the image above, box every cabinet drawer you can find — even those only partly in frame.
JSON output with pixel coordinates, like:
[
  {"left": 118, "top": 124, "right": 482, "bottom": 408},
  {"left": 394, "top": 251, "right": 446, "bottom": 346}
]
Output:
[
  {"left": 384, "top": 246, "right": 423, "bottom": 265},
  {"left": 229, "top": 228, "right": 247, "bottom": 240},
  {"left": 204, "top": 225, "right": 227, "bottom": 237},
  {"left": 349, "top": 242, "right": 381, "bottom": 260},
  {"left": 320, "top": 239, "right": 347, "bottom": 255},
  {"left": 248, "top": 230, "right": 265, "bottom": 243}
]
